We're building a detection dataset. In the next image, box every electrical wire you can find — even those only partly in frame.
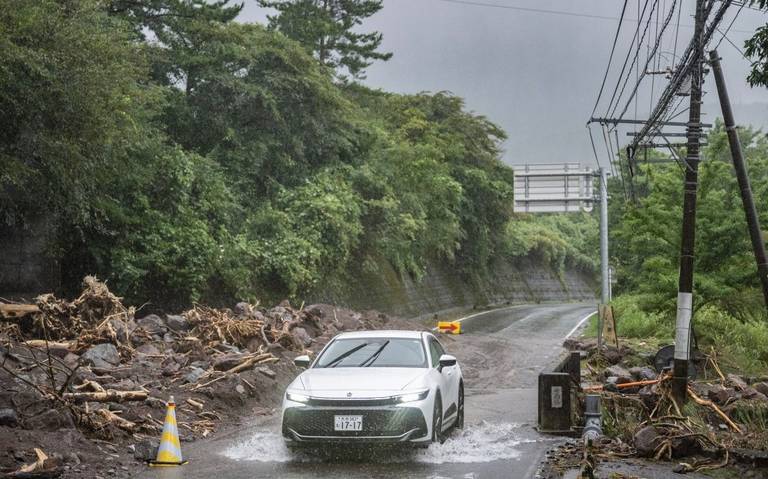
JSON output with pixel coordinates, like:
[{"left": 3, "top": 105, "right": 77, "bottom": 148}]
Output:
[
  {"left": 603, "top": 0, "right": 655, "bottom": 118},
  {"left": 590, "top": 0, "right": 630, "bottom": 118}
]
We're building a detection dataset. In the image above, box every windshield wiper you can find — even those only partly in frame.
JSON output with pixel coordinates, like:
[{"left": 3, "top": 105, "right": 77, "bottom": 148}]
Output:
[
  {"left": 360, "top": 340, "right": 389, "bottom": 367},
  {"left": 324, "top": 342, "right": 369, "bottom": 368}
]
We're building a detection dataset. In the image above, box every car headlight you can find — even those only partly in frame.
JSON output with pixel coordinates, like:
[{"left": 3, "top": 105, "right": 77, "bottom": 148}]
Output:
[
  {"left": 286, "top": 392, "right": 310, "bottom": 403},
  {"left": 396, "top": 389, "right": 429, "bottom": 403}
]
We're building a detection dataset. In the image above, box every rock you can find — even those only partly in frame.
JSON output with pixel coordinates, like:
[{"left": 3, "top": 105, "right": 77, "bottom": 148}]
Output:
[
  {"left": 133, "top": 438, "right": 159, "bottom": 462},
  {"left": 341, "top": 317, "right": 362, "bottom": 331},
  {"left": 165, "top": 315, "right": 189, "bottom": 332},
  {"left": 137, "top": 314, "right": 167, "bottom": 335},
  {"left": 604, "top": 365, "right": 632, "bottom": 383},
  {"left": 634, "top": 426, "right": 661, "bottom": 457},
  {"left": 563, "top": 338, "right": 597, "bottom": 352},
  {"left": 728, "top": 373, "right": 749, "bottom": 391},
  {"left": 742, "top": 388, "right": 768, "bottom": 402},
  {"left": 81, "top": 343, "right": 121, "bottom": 369},
  {"left": 639, "top": 385, "right": 658, "bottom": 409},
  {"left": 234, "top": 302, "right": 251, "bottom": 316},
  {"left": 183, "top": 366, "right": 206, "bottom": 384},
  {"left": 0, "top": 408, "right": 18, "bottom": 427},
  {"left": 102, "top": 378, "right": 138, "bottom": 390},
  {"left": 708, "top": 384, "right": 738, "bottom": 405},
  {"left": 64, "top": 452, "right": 81, "bottom": 465},
  {"left": 235, "top": 384, "right": 246, "bottom": 395},
  {"left": 755, "top": 382, "right": 768, "bottom": 397},
  {"left": 213, "top": 353, "right": 247, "bottom": 371},
  {"left": 256, "top": 366, "right": 276, "bottom": 379},
  {"left": 602, "top": 347, "right": 623, "bottom": 365},
  {"left": 292, "top": 327, "right": 312, "bottom": 347},
  {"left": 26, "top": 408, "right": 75, "bottom": 431},
  {"left": 63, "top": 352, "right": 80, "bottom": 366},
  {"left": 107, "top": 318, "right": 130, "bottom": 344},
  {"left": 136, "top": 343, "right": 161, "bottom": 355},
  {"left": 629, "top": 366, "right": 657, "bottom": 381}
]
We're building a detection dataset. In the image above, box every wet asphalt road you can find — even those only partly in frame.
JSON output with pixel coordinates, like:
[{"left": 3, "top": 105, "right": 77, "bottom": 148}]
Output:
[{"left": 140, "top": 302, "right": 596, "bottom": 479}]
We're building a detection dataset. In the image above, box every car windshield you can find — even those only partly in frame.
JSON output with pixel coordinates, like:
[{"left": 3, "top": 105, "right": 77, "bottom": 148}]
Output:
[{"left": 315, "top": 337, "right": 427, "bottom": 368}]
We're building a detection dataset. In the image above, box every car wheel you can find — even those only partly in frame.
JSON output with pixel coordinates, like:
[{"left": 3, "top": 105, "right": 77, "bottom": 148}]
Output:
[
  {"left": 456, "top": 382, "right": 464, "bottom": 430},
  {"left": 432, "top": 392, "right": 444, "bottom": 444}
]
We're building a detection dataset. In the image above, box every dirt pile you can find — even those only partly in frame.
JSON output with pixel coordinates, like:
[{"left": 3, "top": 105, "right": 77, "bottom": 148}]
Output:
[{"left": 0, "top": 277, "right": 419, "bottom": 478}]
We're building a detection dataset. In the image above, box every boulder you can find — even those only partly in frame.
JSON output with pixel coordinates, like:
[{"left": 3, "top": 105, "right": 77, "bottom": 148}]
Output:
[
  {"left": 754, "top": 382, "right": 768, "bottom": 397},
  {"left": 0, "top": 408, "right": 18, "bottom": 427},
  {"left": 604, "top": 365, "right": 632, "bottom": 383},
  {"left": 256, "top": 366, "right": 276, "bottom": 379},
  {"left": 213, "top": 353, "right": 248, "bottom": 371},
  {"left": 292, "top": 327, "right": 312, "bottom": 348},
  {"left": 136, "top": 314, "right": 167, "bottom": 335},
  {"left": 341, "top": 317, "right": 362, "bottom": 331},
  {"left": 183, "top": 366, "right": 206, "bottom": 384},
  {"left": 602, "top": 347, "right": 623, "bottom": 365},
  {"left": 165, "top": 315, "right": 189, "bottom": 332},
  {"left": 634, "top": 426, "right": 661, "bottom": 457},
  {"left": 26, "top": 408, "right": 75, "bottom": 431},
  {"left": 133, "top": 438, "right": 159, "bottom": 462},
  {"left": 136, "top": 343, "right": 161, "bottom": 356},
  {"left": 233, "top": 302, "right": 251, "bottom": 317},
  {"left": 728, "top": 373, "right": 749, "bottom": 391},
  {"left": 629, "top": 366, "right": 657, "bottom": 381},
  {"left": 81, "top": 343, "right": 121, "bottom": 369},
  {"left": 708, "top": 384, "right": 739, "bottom": 405}
]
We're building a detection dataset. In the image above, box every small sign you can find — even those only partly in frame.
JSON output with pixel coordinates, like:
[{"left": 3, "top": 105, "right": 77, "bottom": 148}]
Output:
[
  {"left": 600, "top": 304, "right": 619, "bottom": 348},
  {"left": 551, "top": 386, "right": 563, "bottom": 409},
  {"left": 437, "top": 321, "right": 462, "bottom": 335}
]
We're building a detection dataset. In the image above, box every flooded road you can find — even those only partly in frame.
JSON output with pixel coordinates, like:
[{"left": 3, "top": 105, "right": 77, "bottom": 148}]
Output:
[{"left": 140, "top": 302, "right": 596, "bottom": 479}]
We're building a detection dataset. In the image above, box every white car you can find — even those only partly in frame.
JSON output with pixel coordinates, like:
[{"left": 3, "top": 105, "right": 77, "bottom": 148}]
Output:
[{"left": 281, "top": 330, "right": 464, "bottom": 447}]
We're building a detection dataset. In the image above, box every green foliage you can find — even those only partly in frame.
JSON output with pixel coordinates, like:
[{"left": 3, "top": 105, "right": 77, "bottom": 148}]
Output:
[
  {"left": 0, "top": 0, "right": 150, "bottom": 225},
  {"left": 610, "top": 121, "right": 768, "bottom": 319},
  {"left": 1, "top": 0, "right": 554, "bottom": 308},
  {"left": 503, "top": 213, "right": 599, "bottom": 273},
  {"left": 746, "top": 0, "right": 768, "bottom": 87},
  {"left": 259, "top": 0, "right": 392, "bottom": 79}
]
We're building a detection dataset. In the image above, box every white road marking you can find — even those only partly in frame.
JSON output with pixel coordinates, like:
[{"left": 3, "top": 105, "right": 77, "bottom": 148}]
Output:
[{"left": 564, "top": 311, "right": 597, "bottom": 339}]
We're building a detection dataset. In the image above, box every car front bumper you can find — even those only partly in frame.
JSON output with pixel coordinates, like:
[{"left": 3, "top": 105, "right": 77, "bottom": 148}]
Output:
[{"left": 281, "top": 405, "right": 430, "bottom": 444}]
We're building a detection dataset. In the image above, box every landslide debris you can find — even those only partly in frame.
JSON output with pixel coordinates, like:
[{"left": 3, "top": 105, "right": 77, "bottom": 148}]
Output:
[
  {"left": 545, "top": 337, "right": 768, "bottom": 478},
  {"left": 0, "top": 277, "right": 419, "bottom": 478}
]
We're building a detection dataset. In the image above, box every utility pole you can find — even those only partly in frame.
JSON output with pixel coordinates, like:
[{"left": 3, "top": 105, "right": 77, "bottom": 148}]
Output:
[
  {"left": 598, "top": 167, "right": 610, "bottom": 350},
  {"left": 672, "top": 0, "right": 706, "bottom": 404},
  {"left": 709, "top": 49, "right": 768, "bottom": 311}
]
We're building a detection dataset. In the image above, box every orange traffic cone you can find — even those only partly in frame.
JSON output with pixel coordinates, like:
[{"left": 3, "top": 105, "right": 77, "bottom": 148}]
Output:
[{"left": 149, "top": 396, "right": 187, "bottom": 466}]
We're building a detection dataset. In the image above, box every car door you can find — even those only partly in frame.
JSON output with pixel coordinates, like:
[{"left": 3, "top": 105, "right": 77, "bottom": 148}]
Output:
[{"left": 428, "top": 336, "right": 457, "bottom": 422}]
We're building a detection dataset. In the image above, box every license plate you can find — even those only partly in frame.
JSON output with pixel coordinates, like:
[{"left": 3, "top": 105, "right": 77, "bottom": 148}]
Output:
[{"left": 334, "top": 415, "right": 363, "bottom": 431}]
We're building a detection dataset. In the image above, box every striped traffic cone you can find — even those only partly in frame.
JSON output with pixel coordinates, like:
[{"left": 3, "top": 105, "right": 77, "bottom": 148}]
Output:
[{"left": 149, "top": 396, "right": 187, "bottom": 466}]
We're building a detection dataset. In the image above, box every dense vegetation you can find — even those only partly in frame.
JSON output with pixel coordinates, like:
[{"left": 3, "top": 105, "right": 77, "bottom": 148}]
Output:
[
  {"left": 0, "top": 0, "right": 595, "bottom": 309},
  {"left": 606, "top": 124, "right": 768, "bottom": 370}
]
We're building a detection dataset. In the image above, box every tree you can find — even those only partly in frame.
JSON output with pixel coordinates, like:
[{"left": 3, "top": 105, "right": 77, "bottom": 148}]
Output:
[
  {"left": 258, "top": 0, "right": 392, "bottom": 79},
  {"left": 745, "top": 1, "right": 768, "bottom": 87}
]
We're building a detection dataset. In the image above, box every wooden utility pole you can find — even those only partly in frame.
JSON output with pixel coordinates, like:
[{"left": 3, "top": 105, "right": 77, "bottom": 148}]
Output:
[
  {"left": 709, "top": 49, "right": 768, "bottom": 311},
  {"left": 672, "top": 0, "right": 706, "bottom": 404}
]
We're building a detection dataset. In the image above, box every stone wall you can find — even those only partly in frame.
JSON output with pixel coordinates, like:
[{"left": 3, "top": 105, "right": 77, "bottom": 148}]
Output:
[{"left": 315, "top": 256, "right": 596, "bottom": 318}]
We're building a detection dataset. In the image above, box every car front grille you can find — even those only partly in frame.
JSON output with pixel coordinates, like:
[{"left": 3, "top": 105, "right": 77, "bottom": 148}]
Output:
[{"left": 283, "top": 407, "right": 427, "bottom": 439}]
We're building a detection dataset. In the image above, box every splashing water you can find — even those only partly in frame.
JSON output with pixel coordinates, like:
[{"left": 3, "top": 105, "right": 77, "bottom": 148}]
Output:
[{"left": 223, "top": 421, "right": 535, "bottom": 464}]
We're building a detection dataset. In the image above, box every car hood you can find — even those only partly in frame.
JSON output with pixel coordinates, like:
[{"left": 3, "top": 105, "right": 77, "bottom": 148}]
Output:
[{"left": 297, "top": 367, "right": 429, "bottom": 398}]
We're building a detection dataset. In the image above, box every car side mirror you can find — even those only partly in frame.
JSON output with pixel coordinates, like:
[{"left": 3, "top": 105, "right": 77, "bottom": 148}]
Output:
[
  {"left": 438, "top": 354, "right": 457, "bottom": 371},
  {"left": 293, "top": 355, "right": 311, "bottom": 368}
]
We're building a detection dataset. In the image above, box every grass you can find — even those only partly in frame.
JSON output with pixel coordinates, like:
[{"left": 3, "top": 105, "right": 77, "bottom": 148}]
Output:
[{"left": 582, "top": 294, "right": 768, "bottom": 376}]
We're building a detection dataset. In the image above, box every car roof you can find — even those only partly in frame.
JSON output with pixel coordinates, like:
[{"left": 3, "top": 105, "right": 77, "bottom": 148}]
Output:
[{"left": 334, "top": 330, "right": 426, "bottom": 340}]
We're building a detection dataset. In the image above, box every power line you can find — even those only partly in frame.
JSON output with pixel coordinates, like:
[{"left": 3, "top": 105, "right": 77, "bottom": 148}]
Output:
[
  {"left": 603, "top": 0, "right": 655, "bottom": 118},
  {"left": 425, "top": 0, "right": 755, "bottom": 33},
  {"left": 590, "top": 0, "right": 630, "bottom": 117}
]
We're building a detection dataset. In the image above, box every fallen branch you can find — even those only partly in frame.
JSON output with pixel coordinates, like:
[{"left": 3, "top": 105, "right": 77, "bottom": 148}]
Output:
[
  {"left": 94, "top": 409, "right": 137, "bottom": 432},
  {"left": 62, "top": 390, "right": 147, "bottom": 403},
  {"left": 687, "top": 386, "right": 742, "bottom": 434}
]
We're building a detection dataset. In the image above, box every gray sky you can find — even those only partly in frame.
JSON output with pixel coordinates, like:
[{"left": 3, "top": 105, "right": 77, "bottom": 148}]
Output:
[{"left": 238, "top": 0, "right": 768, "bottom": 167}]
